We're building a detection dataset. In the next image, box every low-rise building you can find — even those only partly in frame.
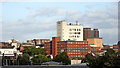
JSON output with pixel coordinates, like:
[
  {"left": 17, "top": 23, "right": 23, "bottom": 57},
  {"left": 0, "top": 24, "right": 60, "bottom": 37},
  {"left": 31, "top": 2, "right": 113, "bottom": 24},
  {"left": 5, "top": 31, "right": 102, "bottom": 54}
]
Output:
[
  {"left": 87, "top": 38, "right": 103, "bottom": 48},
  {"left": 8, "top": 39, "right": 21, "bottom": 48},
  {"left": 21, "top": 42, "right": 34, "bottom": 47},
  {"left": 0, "top": 42, "right": 10, "bottom": 47},
  {"left": 0, "top": 46, "right": 22, "bottom": 60},
  {"left": 71, "top": 60, "right": 82, "bottom": 65},
  {"left": 27, "top": 39, "right": 50, "bottom": 47}
]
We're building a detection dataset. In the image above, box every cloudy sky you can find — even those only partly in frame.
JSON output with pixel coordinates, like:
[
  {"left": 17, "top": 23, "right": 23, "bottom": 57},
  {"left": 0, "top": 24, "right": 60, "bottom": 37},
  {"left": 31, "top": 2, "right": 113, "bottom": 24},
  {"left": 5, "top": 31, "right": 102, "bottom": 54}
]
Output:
[{"left": 1, "top": 2, "right": 118, "bottom": 45}]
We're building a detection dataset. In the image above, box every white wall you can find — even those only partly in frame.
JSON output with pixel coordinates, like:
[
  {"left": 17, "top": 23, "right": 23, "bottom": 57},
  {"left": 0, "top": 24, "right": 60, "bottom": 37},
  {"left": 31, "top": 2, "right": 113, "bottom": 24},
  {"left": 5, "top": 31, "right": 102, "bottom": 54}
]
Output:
[{"left": 57, "top": 21, "right": 83, "bottom": 41}]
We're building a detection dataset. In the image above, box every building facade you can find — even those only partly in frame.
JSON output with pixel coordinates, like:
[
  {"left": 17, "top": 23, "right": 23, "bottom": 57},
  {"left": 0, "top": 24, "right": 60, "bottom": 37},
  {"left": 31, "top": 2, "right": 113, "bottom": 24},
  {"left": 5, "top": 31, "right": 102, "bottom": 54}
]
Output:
[
  {"left": 44, "top": 41, "right": 52, "bottom": 55},
  {"left": 52, "top": 37, "right": 61, "bottom": 59},
  {"left": 57, "top": 20, "right": 83, "bottom": 41},
  {"left": 87, "top": 38, "right": 103, "bottom": 48},
  {"left": 27, "top": 39, "right": 50, "bottom": 47},
  {"left": 83, "top": 28, "right": 91, "bottom": 40},
  {"left": 57, "top": 41, "right": 89, "bottom": 59},
  {"left": 0, "top": 46, "right": 22, "bottom": 60},
  {"left": 83, "top": 28, "right": 99, "bottom": 40},
  {"left": 0, "top": 42, "right": 9, "bottom": 47}
]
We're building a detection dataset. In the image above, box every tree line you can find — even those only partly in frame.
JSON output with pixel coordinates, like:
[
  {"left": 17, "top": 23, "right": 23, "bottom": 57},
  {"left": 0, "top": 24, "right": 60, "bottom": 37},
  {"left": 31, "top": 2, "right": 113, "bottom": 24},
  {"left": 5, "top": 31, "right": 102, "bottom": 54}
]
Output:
[{"left": 2, "top": 47, "right": 70, "bottom": 65}]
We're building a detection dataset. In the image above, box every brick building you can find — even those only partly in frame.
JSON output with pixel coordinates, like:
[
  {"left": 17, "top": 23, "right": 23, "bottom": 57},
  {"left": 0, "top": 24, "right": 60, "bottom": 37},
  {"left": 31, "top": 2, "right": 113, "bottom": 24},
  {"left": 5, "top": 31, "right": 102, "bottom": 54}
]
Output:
[
  {"left": 52, "top": 37, "right": 61, "bottom": 58},
  {"left": 49, "top": 37, "right": 90, "bottom": 59},
  {"left": 57, "top": 41, "right": 89, "bottom": 59},
  {"left": 83, "top": 28, "right": 91, "bottom": 40},
  {"left": 0, "top": 42, "right": 10, "bottom": 47},
  {"left": 44, "top": 41, "right": 52, "bottom": 55},
  {"left": 83, "top": 28, "right": 99, "bottom": 40},
  {"left": 94, "top": 29, "right": 99, "bottom": 38}
]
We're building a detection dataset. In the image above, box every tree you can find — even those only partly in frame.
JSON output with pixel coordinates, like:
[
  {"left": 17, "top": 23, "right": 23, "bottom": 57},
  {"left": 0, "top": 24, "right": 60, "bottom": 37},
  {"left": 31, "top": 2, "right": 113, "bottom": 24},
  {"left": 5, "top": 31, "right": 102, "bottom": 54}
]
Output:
[
  {"left": 53, "top": 52, "right": 71, "bottom": 65},
  {"left": 86, "top": 49, "right": 120, "bottom": 68},
  {"left": 32, "top": 54, "right": 49, "bottom": 65},
  {"left": 17, "top": 53, "right": 30, "bottom": 65},
  {"left": 23, "top": 47, "right": 33, "bottom": 56},
  {"left": 23, "top": 47, "right": 47, "bottom": 56}
]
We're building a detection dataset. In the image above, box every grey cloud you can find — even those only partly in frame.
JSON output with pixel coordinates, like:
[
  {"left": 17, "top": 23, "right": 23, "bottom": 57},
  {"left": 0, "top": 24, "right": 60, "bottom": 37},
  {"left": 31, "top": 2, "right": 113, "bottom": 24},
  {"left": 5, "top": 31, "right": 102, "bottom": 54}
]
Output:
[
  {"left": 85, "top": 5, "right": 94, "bottom": 9},
  {"left": 2, "top": 18, "right": 56, "bottom": 42},
  {"left": 2, "top": 5, "right": 118, "bottom": 44},
  {"left": 28, "top": 6, "right": 66, "bottom": 17},
  {"left": 99, "top": 28, "right": 118, "bottom": 44}
]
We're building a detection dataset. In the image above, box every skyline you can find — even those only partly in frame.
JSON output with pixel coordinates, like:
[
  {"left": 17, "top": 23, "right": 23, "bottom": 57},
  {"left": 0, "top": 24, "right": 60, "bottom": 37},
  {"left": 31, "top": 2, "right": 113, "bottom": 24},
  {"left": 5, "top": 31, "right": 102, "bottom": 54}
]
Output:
[{"left": 1, "top": 2, "right": 118, "bottom": 45}]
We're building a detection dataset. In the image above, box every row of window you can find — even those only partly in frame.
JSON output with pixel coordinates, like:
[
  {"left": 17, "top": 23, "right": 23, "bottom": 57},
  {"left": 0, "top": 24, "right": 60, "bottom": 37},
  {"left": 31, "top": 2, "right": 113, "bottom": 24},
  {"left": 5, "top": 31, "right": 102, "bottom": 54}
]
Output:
[
  {"left": 67, "top": 52, "right": 88, "bottom": 54},
  {"left": 69, "top": 29, "right": 81, "bottom": 31},
  {"left": 67, "top": 47, "right": 88, "bottom": 49},
  {"left": 67, "top": 42, "right": 87, "bottom": 44},
  {"left": 67, "top": 50, "right": 88, "bottom": 52},
  {"left": 69, "top": 55, "right": 85, "bottom": 57},
  {"left": 69, "top": 35, "right": 80, "bottom": 38},
  {"left": 69, "top": 32, "right": 81, "bottom": 34},
  {"left": 67, "top": 45, "right": 88, "bottom": 46}
]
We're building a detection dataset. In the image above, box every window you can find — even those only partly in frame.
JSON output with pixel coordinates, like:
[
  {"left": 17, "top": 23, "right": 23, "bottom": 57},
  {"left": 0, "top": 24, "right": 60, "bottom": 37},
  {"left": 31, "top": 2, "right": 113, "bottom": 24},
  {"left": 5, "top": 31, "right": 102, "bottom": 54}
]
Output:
[
  {"left": 69, "top": 29, "right": 72, "bottom": 31},
  {"left": 69, "top": 32, "right": 72, "bottom": 34},
  {"left": 77, "top": 29, "right": 79, "bottom": 31}
]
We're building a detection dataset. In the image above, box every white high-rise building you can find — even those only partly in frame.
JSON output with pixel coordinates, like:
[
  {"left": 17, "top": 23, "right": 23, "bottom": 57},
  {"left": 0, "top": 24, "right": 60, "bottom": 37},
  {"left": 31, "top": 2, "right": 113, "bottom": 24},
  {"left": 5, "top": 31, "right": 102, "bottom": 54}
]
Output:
[{"left": 57, "top": 20, "right": 83, "bottom": 41}]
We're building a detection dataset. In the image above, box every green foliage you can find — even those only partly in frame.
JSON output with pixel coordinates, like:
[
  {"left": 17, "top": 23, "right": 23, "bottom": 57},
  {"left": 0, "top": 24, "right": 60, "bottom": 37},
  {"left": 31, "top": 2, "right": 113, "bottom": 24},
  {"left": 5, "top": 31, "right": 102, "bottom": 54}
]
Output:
[
  {"left": 23, "top": 47, "right": 47, "bottom": 56},
  {"left": 53, "top": 52, "right": 71, "bottom": 65},
  {"left": 81, "top": 58, "right": 87, "bottom": 63},
  {"left": 17, "top": 53, "right": 30, "bottom": 65},
  {"left": 2, "top": 56, "right": 10, "bottom": 59},
  {"left": 32, "top": 54, "right": 50, "bottom": 65},
  {"left": 86, "top": 49, "right": 120, "bottom": 68},
  {"left": 18, "top": 47, "right": 49, "bottom": 65}
]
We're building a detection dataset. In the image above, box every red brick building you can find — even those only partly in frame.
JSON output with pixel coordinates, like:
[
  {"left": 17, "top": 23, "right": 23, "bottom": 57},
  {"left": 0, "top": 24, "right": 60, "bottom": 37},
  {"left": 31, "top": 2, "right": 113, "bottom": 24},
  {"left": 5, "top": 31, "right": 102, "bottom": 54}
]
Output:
[
  {"left": 0, "top": 42, "right": 9, "bottom": 47},
  {"left": 83, "top": 28, "right": 91, "bottom": 40},
  {"left": 94, "top": 29, "right": 99, "bottom": 38},
  {"left": 44, "top": 41, "right": 52, "bottom": 55},
  {"left": 44, "top": 37, "right": 93, "bottom": 59},
  {"left": 52, "top": 37, "right": 60, "bottom": 59},
  {"left": 57, "top": 41, "right": 89, "bottom": 59},
  {"left": 83, "top": 28, "right": 99, "bottom": 40}
]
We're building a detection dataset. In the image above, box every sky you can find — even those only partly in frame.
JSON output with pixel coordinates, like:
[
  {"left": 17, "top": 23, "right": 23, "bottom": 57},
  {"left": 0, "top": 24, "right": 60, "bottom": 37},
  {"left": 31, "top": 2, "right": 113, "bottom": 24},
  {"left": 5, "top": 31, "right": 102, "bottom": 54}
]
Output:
[{"left": 0, "top": 2, "right": 118, "bottom": 45}]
